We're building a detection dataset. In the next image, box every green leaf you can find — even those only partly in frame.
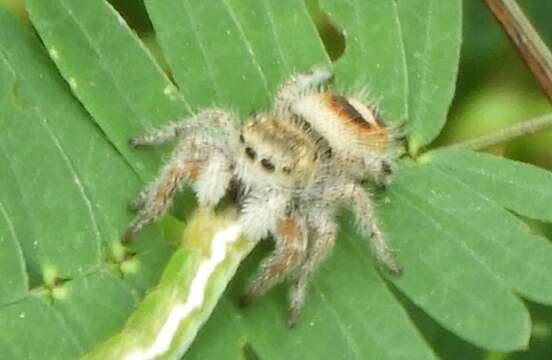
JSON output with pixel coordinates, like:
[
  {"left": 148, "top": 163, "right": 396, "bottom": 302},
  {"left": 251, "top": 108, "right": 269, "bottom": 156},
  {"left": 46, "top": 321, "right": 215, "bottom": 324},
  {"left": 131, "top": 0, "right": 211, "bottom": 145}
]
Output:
[
  {"left": 401, "top": 158, "right": 552, "bottom": 307},
  {"left": 2, "top": 0, "right": 551, "bottom": 358},
  {"left": 382, "top": 162, "right": 536, "bottom": 350},
  {"left": 145, "top": 0, "right": 330, "bottom": 116},
  {"left": 318, "top": 0, "right": 462, "bottom": 149},
  {"left": 396, "top": 0, "right": 462, "bottom": 153},
  {"left": 51, "top": 271, "right": 138, "bottom": 350},
  {"left": 0, "top": 297, "right": 82, "bottom": 358},
  {"left": 425, "top": 149, "right": 552, "bottom": 223},
  {"left": 0, "top": 14, "right": 101, "bottom": 280},
  {"left": 318, "top": 0, "right": 408, "bottom": 122},
  {"left": 25, "top": 0, "right": 189, "bottom": 179},
  {"left": 0, "top": 7, "right": 171, "bottom": 358},
  {"left": 0, "top": 152, "right": 29, "bottom": 304}
]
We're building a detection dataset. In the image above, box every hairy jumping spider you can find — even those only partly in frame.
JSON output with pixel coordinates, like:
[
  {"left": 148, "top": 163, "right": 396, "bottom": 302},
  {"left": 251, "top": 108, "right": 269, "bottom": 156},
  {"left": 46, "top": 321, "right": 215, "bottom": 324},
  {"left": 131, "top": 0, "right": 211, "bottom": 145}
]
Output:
[{"left": 124, "top": 68, "right": 402, "bottom": 327}]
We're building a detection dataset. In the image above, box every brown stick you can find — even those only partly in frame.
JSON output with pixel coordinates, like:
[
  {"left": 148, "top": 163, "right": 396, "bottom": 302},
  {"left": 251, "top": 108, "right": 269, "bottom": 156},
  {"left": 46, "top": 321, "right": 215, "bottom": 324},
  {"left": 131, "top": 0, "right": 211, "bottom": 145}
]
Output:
[{"left": 485, "top": 0, "right": 552, "bottom": 102}]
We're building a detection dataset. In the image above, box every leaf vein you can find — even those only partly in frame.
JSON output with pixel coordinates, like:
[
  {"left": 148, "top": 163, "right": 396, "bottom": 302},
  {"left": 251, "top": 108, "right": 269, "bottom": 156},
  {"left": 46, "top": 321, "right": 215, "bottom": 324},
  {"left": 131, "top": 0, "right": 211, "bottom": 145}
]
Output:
[
  {"left": 220, "top": 0, "right": 270, "bottom": 95},
  {"left": 34, "top": 105, "right": 104, "bottom": 258},
  {"left": 391, "top": 188, "right": 497, "bottom": 311},
  {"left": 311, "top": 285, "right": 363, "bottom": 359},
  {"left": 56, "top": 0, "right": 168, "bottom": 165},
  {"left": 261, "top": 0, "right": 290, "bottom": 72},
  {"left": 180, "top": 0, "right": 222, "bottom": 101},
  {"left": 0, "top": 201, "right": 28, "bottom": 290}
]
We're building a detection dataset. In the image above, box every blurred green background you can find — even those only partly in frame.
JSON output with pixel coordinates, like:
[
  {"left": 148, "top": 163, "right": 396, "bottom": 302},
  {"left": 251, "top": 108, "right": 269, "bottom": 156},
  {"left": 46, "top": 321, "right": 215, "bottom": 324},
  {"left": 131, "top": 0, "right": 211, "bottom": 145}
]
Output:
[
  {"left": 444, "top": 2, "right": 552, "bottom": 358},
  {"left": 1, "top": 0, "right": 551, "bottom": 358}
]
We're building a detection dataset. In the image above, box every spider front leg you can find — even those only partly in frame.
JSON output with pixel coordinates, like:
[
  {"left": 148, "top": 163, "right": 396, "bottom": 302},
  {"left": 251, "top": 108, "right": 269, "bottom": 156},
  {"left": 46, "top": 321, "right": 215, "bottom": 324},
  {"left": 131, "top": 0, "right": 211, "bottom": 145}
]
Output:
[
  {"left": 124, "top": 149, "right": 234, "bottom": 244},
  {"left": 125, "top": 153, "right": 235, "bottom": 245},
  {"left": 129, "top": 109, "right": 238, "bottom": 147},
  {"left": 354, "top": 156, "right": 395, "bottom": 188},
  {"left": 123, "top": 157, "right": 205, "bottom": 244},
  {"left": 240, "top": 215, "right": 309, "bottom": 307},
  {"left": 274, "top": 67, "right": 334, "bottom": 113},
  {"left": 288, "top": 210, "right": 337, "bottom": 327},
  {"left": 123, "top": 110, "right": 239, "bottom": 244},
  {"left": 127, "top": 188, "right": 149, "bottom": 212}
]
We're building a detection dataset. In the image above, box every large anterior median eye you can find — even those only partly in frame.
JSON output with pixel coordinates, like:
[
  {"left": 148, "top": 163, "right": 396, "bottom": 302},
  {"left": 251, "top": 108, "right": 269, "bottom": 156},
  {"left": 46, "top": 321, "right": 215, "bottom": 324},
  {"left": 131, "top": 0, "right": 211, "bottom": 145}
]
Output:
[
  {"left": 260, "top": 158, "right": 275, "bottom": 172},
  {"left": 245, "top": 147, "right": 256, "bottom": 160}
]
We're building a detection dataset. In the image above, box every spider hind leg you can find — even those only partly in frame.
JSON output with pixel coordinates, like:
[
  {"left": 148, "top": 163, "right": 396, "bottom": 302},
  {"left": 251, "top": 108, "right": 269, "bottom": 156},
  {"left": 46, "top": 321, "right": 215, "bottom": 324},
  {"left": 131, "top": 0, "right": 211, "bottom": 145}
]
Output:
[
  {"left": 349, "top": 183, "right": 402, "bottom": 275},
  {"left": 240, "top": 216, "right": 308, "bottom": 308},
  {"left": 288, "top": 211, "right": 336, "bottom": 327}
]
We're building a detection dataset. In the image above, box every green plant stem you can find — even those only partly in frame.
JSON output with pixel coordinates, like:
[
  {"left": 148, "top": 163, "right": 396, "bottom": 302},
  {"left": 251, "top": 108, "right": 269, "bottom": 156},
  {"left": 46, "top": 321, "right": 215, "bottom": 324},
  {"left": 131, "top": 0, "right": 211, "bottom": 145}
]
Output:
[
  {"left": 83, "top": 209, "right": 256, "bottom": 360},
  {"left": 485, "top": 0, "right": 552, "bottom": 103},
  {"left": 445, "top": 113, "right": 552, "bottom": 150}
]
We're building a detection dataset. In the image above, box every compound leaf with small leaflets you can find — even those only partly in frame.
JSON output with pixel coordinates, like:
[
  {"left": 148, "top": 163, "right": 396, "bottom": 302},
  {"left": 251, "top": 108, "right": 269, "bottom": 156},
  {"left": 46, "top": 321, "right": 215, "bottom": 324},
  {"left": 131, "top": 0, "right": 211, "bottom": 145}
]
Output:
[{"left": 1, "top": 0, "right": 551, "bottom": 359}]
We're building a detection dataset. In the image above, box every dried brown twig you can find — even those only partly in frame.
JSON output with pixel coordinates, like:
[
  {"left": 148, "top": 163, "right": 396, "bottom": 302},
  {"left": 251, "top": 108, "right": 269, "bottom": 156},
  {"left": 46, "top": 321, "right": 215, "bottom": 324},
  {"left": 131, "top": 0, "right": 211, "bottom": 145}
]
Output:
[
  {"left": 486, "top": 0, "right": 552, "bottom": 102},
  {"left": 444, "top": 0, "right": 552, "bottom": 151}
]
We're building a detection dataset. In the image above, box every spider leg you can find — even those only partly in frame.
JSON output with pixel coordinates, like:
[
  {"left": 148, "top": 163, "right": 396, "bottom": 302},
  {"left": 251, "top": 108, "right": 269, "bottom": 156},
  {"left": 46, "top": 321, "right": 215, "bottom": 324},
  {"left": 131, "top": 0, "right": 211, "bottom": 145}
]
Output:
[
  {"left": 127, "top": 135, "right": 209, "bottom": 214},
  {"left": 288, "top": 210, "right": 336, "bottom": 327},
  {"left": 124, "top": 109, "right": 239, "bottom": 243},
  {"left": 123, "top": 157, "right": 205, "bottom": 244},
  {"left": 193, "top": 151, "right": 234, "bottom": 208},
  {"left": 125, "top": 148, "right": 234, "bottom": 246},
  {"left": 338, "top": 155, "right": 394, "bottom": 188},
  {"left": 127, "top": 188, "right": 148, "bottom": 211},
  {"left": 129, "top": 109, "right": 238, "bottom": 147},
  {"left": 240, "top": 215, "right": 308, "bottom": 307},
  {"left": 274, "top": 67, "right": 334, "bottom": 112},
  {"left": 343, "top": 182, "right": 402, "bottom": 275}
]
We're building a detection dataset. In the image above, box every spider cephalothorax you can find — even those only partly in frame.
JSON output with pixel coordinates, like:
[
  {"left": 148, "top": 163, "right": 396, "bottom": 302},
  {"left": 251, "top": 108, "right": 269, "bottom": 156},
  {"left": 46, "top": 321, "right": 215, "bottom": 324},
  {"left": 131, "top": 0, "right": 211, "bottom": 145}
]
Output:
[{"left": 123, "top": 68, "right": 402, "bottom": 326}]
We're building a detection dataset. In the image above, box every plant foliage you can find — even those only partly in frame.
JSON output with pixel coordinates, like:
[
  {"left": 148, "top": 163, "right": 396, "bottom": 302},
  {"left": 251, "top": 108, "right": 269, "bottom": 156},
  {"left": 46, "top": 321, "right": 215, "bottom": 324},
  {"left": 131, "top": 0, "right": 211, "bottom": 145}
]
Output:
[{"left": 1, "top": 0, "right": 551, "bottom": 359}]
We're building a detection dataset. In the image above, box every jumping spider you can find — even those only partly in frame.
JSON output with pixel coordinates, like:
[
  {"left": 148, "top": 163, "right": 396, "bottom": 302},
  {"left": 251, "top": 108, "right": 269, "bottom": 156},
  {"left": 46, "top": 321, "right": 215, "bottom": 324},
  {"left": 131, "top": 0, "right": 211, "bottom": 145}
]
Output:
[{"left": 123, "top": 68, "right": 402, "bottom": 327}]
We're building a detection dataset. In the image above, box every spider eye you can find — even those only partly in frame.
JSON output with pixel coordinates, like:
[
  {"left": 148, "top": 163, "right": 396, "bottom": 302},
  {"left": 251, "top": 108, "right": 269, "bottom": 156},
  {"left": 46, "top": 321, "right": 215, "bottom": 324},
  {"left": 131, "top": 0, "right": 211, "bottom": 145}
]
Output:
[
  {"left": 245, "top": 147, "right": 256, "bottom": 160},
  {"left": 260, "top": 158, "right": 275, "bottom": 172},
  {"left": 282, "top": 166, "right": 292, "bottom": 174},
  {"left": 382, "top": 161, "right": 393, "bottom": 175},
  {"left": 312, "top": 152, "right": 318, "bottom": 161},
  {"left": 239, "top": 134, "right": 245, "bottom": 143}
]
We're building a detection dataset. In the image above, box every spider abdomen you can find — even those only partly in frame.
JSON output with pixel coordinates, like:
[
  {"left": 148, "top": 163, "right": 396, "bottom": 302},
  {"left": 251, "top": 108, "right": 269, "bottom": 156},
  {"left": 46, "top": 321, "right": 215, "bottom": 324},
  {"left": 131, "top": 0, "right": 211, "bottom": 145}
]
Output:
[
  {"left": 290, "top": 92, "right": 395, "bottom": 181},
  {"left": 293, "top": 92, "right": 392, "bottom": 151}
]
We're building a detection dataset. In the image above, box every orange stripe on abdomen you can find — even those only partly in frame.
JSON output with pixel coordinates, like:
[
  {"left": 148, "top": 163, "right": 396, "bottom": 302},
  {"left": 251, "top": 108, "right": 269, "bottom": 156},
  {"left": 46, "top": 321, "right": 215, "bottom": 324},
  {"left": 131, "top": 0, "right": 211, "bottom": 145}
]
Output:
[
  {"left": 324, "top": 93, "right": 372, "bottom": 130},
  {"left": 322, "top": 93, "right": 390, "bottom": 147}
]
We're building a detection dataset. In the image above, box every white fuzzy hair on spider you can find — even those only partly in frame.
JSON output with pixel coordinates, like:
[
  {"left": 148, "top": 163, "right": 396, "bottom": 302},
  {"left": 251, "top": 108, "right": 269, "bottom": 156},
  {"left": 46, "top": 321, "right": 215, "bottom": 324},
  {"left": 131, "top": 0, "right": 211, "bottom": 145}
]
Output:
[{"left": 123, "top": 68, "right": 403, "bottom": 327}]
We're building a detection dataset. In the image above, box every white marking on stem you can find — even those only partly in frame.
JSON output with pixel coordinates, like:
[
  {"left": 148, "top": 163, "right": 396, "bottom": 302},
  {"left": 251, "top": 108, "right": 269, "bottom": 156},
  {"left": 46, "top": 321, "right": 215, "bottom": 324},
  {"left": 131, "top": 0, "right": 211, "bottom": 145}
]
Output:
[{"left": 124, "top": 223, "right": 243, "bottom": 360}]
